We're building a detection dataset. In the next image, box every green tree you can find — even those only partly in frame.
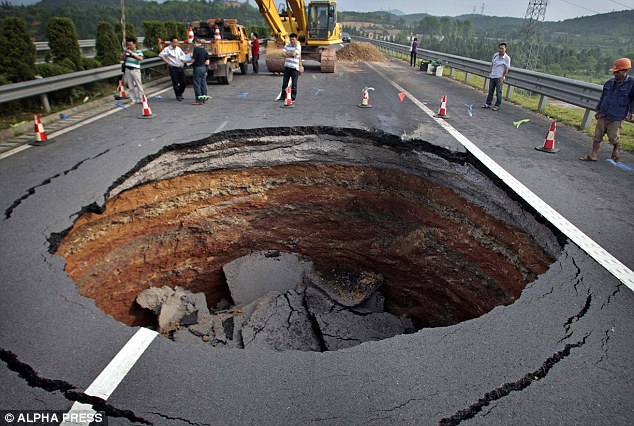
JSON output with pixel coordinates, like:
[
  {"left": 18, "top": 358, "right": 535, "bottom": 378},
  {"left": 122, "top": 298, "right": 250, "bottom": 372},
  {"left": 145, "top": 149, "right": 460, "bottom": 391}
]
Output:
[
  {"left": 142, "top": 20, "right": 165, "bottom": 51},
  {"left": 47, "top": 17, "right": 82, "bottom": 71},
  {"left": 115, "top": 22, "right": 135, "bottom": 49},
  {"left": 0, "top": 17, "right": 36, "bottom": 82},
  {"left": 95, "top": 22, "right": 119, "bottom": 66}
]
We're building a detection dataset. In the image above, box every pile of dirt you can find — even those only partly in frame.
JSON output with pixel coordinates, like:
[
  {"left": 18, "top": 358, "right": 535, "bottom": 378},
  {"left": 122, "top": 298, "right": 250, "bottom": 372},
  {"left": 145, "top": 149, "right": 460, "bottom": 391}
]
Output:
[{"left": 336, "top": 42, "right": 387, "bottom": 62}]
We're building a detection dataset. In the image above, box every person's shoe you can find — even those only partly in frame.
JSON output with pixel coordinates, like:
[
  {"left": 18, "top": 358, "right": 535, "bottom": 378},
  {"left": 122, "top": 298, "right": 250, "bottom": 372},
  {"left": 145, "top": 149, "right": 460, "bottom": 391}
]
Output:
[
  {"left": 128, "top": 99, "right": 137, "bottom": 105},
  {"left": 177, "top": 97, "right": 183, "bottom": 101},
  {"left": 492, "top": 106, "right": 499, "bottom": 111},
  {"left": 192, "top": 101, "right": 203, "bottom": 105},
  {"left": 481, "top": 104, "right": 490, "bottom": 109}
]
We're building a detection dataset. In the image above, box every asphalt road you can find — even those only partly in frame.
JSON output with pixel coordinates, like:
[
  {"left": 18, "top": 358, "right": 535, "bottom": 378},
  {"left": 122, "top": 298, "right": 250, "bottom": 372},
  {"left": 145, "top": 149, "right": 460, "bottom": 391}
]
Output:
[{"left": 0, "top": 57, "right": 632, "bottom": 425}]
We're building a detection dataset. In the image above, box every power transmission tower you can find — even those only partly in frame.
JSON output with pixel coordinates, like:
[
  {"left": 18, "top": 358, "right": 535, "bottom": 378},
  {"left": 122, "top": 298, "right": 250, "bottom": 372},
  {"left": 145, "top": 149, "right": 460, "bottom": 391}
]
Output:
[{"left": 520, "top": 0, "right": 548, "bottom": 70}]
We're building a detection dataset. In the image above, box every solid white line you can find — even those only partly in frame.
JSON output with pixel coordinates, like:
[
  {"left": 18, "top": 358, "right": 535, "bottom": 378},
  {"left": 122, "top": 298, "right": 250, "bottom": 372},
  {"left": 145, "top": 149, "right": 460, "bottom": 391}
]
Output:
[
  {"left": 0, "top": 87, "right": 173, "bottom": 161},
  {"left": 367, "top": 62, "right": 634, "bottom": 291},
  {"left": 60, "top": 327, "right": 158, "bottom": 425},
  {"left": 0, "top": 144, "right": 31, "bottom": 160}
]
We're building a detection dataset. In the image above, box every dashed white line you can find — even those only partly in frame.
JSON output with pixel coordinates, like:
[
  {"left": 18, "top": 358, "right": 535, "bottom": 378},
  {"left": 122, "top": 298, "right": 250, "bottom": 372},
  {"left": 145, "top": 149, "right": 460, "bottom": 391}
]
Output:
[
  {"left": 60, "top": 327, "right": 158, "bottom": 426},
  {"left": 368, "top": 62, "right": 634, "bottom": 291}
]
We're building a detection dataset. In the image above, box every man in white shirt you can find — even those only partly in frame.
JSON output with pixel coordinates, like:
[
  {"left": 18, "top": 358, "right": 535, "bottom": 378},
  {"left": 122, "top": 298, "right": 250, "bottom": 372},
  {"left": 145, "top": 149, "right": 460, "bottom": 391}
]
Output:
[
  {"left": 278, "top": 33, "right": 301, "bottom": 102},
  {"left": 159, "top": 36, "right": 187, "bottom": 101},
  {"left": 482, "top": 42, "right": 511, "bottom": 111}
]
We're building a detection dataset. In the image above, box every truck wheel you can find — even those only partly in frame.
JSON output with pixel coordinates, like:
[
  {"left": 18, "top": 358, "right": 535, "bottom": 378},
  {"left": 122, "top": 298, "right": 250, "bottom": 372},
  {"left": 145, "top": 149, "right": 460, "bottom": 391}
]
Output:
[
  {"left": 222, "top": 64, "right": 233, "bottom": 84},
  {"left": 240, "top": 60, "right": 248, "bottom": 75}
]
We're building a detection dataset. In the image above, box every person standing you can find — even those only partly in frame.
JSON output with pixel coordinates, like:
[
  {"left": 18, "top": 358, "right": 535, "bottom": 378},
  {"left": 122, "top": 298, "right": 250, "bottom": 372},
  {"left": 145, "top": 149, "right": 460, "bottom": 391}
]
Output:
[
  {"left": 123, "top": 38, "right": 144, "bottom": 104},
  {"left": 251, "top": 32, "right": 260, "bottom": 74},
  {"left": 278, "top": 33, "right": 301, "bottom": 102},
  {"left": 191, "top": 38, "right": 209, "bottom": 105},
  {"left": 410, "top": 37, "right": 418, "bottom": 67},
  {"left": 580, "top": 57, "right": 634, "bottom": 162},
  {"left": 482, "top": 42, "right": 511, "bottom": 111},
  {"left": 159, "top": 36, "right": 187, "bottom": 101}
]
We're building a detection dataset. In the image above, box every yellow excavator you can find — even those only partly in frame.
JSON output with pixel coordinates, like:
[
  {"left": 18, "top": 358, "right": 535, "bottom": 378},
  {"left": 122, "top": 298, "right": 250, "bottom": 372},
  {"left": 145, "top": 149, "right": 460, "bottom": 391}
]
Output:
[{"left": 254, "top": 0, "right": 342, "bottom": 73}]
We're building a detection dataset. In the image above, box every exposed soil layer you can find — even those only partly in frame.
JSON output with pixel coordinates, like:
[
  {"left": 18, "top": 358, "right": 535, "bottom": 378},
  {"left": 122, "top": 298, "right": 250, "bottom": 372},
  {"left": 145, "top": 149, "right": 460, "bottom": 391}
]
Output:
[{"left": 55, "top": 127, "right": 559, "bottom": 330}]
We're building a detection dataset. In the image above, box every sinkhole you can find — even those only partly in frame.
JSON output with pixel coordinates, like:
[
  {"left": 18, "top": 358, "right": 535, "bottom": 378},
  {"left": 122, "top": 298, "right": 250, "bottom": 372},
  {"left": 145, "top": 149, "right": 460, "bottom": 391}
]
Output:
[{"left": 54, "top": 127, "right": 561, "bottom": 352}]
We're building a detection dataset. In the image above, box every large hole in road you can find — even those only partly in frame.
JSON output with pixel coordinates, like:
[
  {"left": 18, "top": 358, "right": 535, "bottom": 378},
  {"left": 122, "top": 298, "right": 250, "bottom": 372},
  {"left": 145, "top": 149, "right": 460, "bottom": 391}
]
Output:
[{"left": 54, "top": 127, "right": 561, "bottom": 352}]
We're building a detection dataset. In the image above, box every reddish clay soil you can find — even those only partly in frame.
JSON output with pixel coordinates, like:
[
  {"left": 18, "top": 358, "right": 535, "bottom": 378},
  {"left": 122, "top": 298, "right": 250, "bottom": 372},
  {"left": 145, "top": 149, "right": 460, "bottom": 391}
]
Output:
[{"left": 57, "top": 164, "right": 553, "bottom": 328}]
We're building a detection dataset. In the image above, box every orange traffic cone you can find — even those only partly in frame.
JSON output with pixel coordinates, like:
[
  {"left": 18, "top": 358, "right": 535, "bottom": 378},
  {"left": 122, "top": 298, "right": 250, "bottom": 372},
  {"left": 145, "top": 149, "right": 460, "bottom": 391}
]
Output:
[
  {"left": 436, "top": 95, "right": 448, "bottom": 118},
  {"left": 138, "top": 94, "right": 154, "bottom": 119},
  {"left": 29, "top": 115, "right": 49, "bottom": 146},
  {"left": 188, "top": 26, "right": 195, "bottom": 44},
  {"left": 358, "top": 87, "right": 373, "bottom": 108},
  {"left": 536, "top": 121, "right": 559, "bottom": 153},
  {"left": 114, "top": 80, "right": 128, "bottom": 100},
  {"left": 281, "top": 84, "right": 294, "bottom": 108}
]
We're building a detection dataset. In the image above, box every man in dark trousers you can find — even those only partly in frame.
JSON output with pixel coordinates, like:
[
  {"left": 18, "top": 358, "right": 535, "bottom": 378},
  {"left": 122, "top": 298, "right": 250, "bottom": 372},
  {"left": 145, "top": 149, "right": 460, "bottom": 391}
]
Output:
[
  {"left": 190, "top": 38, "right": 209, "bottom": 105},
  {"left": 277, "top": 33, "right": 301, "bottom": 102},
  {"left": 159, "top": 36, "right": 187, "bottom": 101},
  {"left": 251, "top": 32, "right": 260, "bottom": 74}
]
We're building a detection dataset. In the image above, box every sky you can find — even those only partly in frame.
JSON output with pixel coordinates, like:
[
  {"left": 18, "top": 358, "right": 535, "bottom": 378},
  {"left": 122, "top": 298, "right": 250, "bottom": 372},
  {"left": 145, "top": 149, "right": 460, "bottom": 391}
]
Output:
[
  {"left": 4, "top": 0, "right": 633, "bottom": 22},
  {"left": 335, "top": 0, "right": 633, "bottom": 21}
]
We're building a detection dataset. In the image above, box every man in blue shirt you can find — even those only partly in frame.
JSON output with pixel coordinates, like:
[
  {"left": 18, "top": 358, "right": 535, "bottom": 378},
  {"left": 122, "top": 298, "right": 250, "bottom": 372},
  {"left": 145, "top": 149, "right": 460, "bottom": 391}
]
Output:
[
  {"left": 580, "top": 57, "right": 634, "bottom": 162},
  {"left": 482, "top": 43, "right": 511, "bottom": 111}
]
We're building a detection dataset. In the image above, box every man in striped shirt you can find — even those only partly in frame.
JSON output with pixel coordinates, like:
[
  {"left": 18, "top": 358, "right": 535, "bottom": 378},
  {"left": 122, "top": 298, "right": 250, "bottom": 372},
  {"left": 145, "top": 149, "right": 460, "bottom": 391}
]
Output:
[
  {"left": 279, "top": 33, "right": 301, "bottom": 102},
  {"left": 123, "top": 38, "right": 144, "bottom": 104}
]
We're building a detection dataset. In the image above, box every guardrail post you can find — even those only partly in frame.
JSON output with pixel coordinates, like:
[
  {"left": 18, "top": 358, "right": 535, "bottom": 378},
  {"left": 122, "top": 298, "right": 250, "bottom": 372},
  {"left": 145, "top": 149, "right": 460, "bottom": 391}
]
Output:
[
  {"left": 581, "top": 109, "right": 594, "bottom": 130},
  {"left": 449, "top": 68, "right": 455, "bottom": 78},
  {"left": 464, "top": 72, "right": 470, "bottom": 83},
  {"left": 505, "top": 85, "right": 514, "bottom": 100},
  {"left": 40, "top": 93, "right": 51, "bottom": 113},
  {"left": 537, "top": 95, "right": 548, "bottom": 112},
  {"left": 483, "top": 77, "right": 488, "bottom": 91},
  {"left": 34, "top": 76, "right": 51, "bottom": 113}
]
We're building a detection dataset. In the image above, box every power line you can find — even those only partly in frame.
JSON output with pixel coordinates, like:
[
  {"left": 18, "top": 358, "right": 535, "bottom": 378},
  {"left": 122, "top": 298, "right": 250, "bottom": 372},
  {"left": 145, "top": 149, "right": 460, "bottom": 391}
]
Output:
[
  {"left": 558, "top": 0, "right": 600, "bottom": 14},
  {"left": 606, "top": 0, "right": 633, "bottom": 9}
]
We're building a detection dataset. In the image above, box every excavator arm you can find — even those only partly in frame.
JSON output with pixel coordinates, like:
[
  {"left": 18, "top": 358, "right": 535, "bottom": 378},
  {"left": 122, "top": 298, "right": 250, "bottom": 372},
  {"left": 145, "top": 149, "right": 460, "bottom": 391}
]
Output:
[
  {"left": 253, "top": 0, "right": 290, "bottom": 45},
  {"left": 286, "top": 0, "right": 308, "bottom": 35}
]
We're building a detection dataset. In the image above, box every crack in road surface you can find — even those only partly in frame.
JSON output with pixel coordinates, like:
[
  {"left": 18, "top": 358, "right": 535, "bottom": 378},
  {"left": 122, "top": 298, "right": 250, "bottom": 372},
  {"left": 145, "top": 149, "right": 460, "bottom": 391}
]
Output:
[
  {"left": 3, "top": 149, "right": 111, "bottom": 220},
  {"left": 438, "top": 333, "right": 591, "bottom": 425},
  {"left": 0, "top": 349, "right": 151, "bottom": 425}
]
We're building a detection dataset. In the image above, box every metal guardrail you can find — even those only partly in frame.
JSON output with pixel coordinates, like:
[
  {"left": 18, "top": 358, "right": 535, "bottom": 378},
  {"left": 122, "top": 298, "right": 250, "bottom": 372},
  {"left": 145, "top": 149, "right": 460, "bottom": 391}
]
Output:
[
  {"left": 34, "top": 37, "right": 146, "bottom": 52},
  {"left": 0, "top": 57, "right": 164, "bottom": 112},
  {"left": 359, "top": 37, "right": 602, "bottom": 129}
]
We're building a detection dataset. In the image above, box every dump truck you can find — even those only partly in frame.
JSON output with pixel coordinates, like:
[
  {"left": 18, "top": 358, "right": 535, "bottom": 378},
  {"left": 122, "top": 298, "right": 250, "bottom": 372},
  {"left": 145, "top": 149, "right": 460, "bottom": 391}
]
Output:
[
  {"left": 158, "top": 19, "right": 250, "bottom": 84},
  {"left": 254, "top": 0, "right": 342, "bottom": 73}
]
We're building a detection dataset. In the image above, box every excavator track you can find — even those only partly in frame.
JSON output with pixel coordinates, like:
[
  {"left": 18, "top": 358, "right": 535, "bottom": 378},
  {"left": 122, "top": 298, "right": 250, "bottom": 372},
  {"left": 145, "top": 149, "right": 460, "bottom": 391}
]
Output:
[{"left": 319, "top": 48, "right": 336, "bottom": 73}]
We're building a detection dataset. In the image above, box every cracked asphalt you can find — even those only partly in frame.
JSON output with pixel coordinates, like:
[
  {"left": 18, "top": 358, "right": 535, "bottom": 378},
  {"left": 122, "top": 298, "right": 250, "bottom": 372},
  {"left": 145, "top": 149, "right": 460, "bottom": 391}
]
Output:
[{"left": 0, "top": 57, "right": 632, "bottom": 425}]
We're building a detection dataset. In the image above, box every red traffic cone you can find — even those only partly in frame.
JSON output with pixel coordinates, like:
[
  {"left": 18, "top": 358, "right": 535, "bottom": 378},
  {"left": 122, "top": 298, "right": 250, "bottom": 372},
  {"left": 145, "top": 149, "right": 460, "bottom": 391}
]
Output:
[
  {"left": 188, "top": 26, "right": 195, "bottom": 44},
  {"left": 29, "top": 115, "right": 49, "bottom": 146},
  {"left": 536, "top": 121, "right": 559, "bottom": 153},
  {"left": 281, "top": 84, "right": 294, "bottom": 108},
  {"left": 138, "top": 95, "right": 154, "bottom": 119},
  {"left": 436, "top": 95, "right": 448, "bottom": 118},
  {"left": 358, "top": 88, "right": 373, "bottom": 108},
  {"left": 214, "top": 25, "right": 221, "bottom": 40},
  {"left": 114, "top": 79, "right": 128, "bottom": 100}
]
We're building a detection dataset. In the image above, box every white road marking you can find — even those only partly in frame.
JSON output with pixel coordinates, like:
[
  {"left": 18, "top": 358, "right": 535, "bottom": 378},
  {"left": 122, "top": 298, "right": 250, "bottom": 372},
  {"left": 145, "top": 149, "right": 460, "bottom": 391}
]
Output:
[
  {"left": 60, "top": 327, "right": 158, "bottom": 425},
  {"left": 215, "top": 120, "right": 228, "bottom": 133},
  {"left": 368, "top": 62, "right": 634, "bottom": 291},
  {"left": 0, "top": 87, "right": 173, "bottom": 161}
]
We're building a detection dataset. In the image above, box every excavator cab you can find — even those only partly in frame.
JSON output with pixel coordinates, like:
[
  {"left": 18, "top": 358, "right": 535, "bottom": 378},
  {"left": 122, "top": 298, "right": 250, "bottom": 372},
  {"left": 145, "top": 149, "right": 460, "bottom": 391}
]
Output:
[{"left": 307, "top": 2, "right": 337, "bottom": 41}]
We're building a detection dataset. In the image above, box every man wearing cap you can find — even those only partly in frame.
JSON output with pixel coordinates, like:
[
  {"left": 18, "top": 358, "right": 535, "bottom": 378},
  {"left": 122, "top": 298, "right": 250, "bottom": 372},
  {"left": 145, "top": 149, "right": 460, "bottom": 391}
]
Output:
[{"left": 580, "top": 57, "right": 634, "bottom": 162}]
